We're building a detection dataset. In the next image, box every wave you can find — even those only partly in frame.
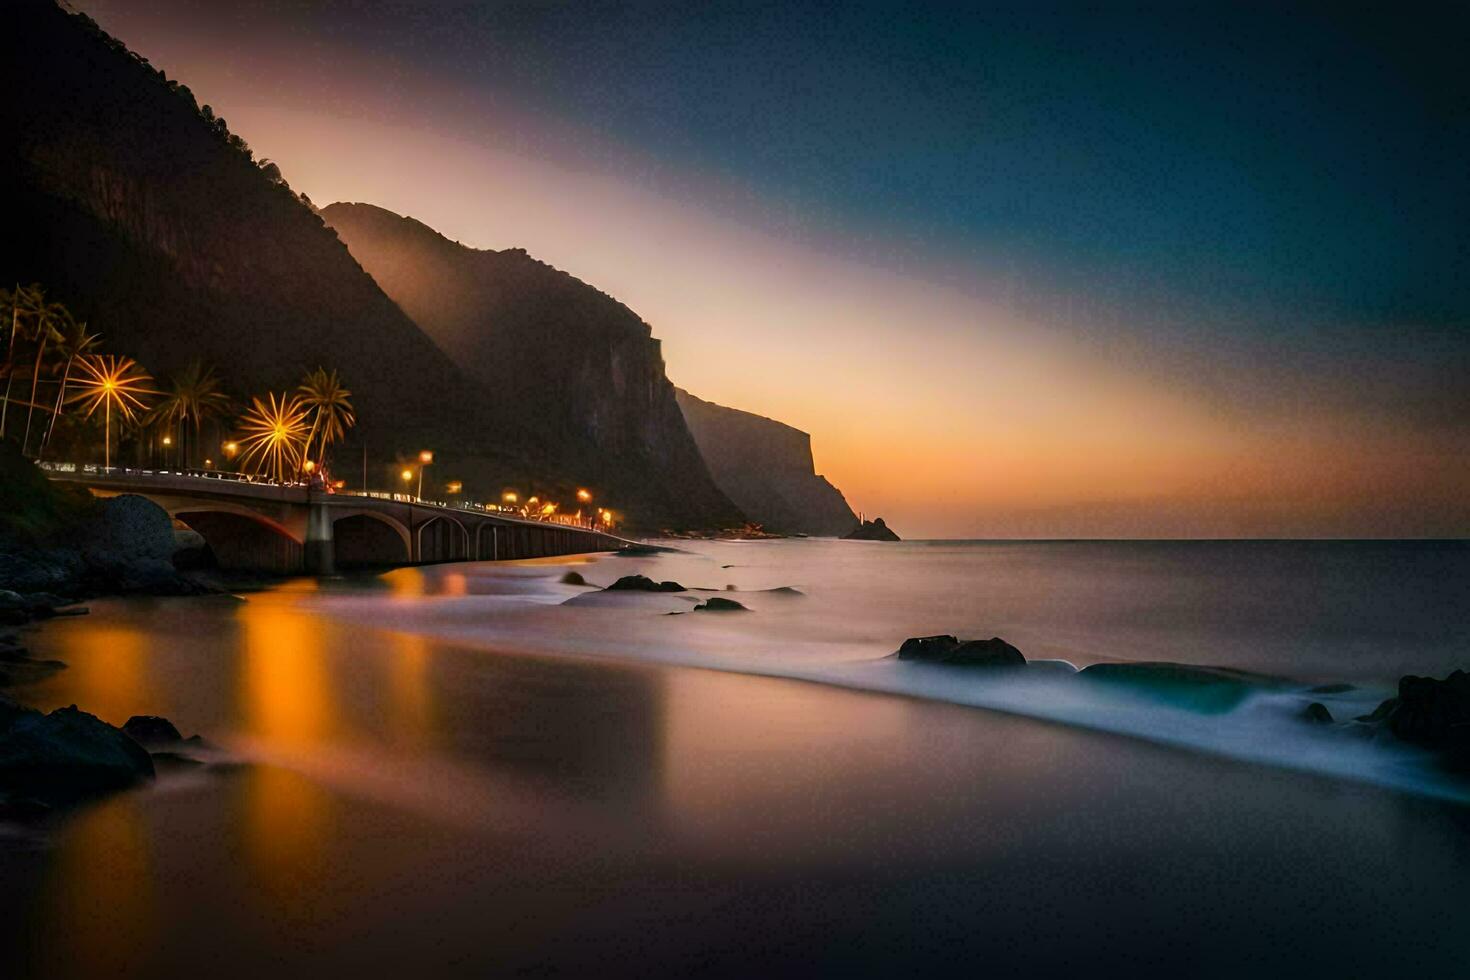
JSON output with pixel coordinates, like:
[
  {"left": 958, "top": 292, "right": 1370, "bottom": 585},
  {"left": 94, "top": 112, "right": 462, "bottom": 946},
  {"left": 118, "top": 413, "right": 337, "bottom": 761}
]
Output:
[{"left": 301, "top": 557, "right": 1469, "bottom": 806}]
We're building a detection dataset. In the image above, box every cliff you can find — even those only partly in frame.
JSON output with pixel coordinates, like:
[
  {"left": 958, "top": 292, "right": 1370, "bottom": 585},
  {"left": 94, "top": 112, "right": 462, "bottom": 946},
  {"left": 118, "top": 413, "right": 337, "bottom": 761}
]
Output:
[
  {"left": 0, "top": 1, "right": 734, "bottom": 530},
  {"left": 673, "top": 389, "right": 858, "bottom": 536},
  {"left": 320, "top": 202, "right": 743, "bottom": 530}
]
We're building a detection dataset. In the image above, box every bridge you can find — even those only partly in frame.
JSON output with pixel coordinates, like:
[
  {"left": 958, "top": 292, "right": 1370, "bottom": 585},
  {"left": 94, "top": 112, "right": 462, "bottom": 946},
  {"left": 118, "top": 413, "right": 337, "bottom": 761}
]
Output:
[{"left": 39, "top": 463, "right": 636, "bottom": 575}]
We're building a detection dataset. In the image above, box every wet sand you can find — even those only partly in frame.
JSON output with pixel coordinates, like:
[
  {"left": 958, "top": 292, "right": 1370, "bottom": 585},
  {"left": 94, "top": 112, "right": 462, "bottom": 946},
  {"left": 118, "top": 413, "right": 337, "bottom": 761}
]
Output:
[{"left": 2, "top": 582, "right": 1469, "bottom": 977}]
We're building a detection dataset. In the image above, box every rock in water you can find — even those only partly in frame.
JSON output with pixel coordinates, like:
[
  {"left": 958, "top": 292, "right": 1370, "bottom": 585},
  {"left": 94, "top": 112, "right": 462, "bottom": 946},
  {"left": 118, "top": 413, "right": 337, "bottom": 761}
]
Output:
[
  {"left": 897, "top": 635, "right": 960, "bottom": 661},
  {"left": 896, "top": 635, "right": 1026, "bottom": 667},
  {"left": 693, "top": 597, "right": 749, "bottom": 613},
  {"left": 1369, "top": 670, "right": 1470, "bottom": 749},
  {"left": 0, "top": 704, "right": 155, "bottom": 807},
  {"left": 947, "top": 638, "right": 1026, "bottom": 667},
  {"left": 122, "top": 715, "right": 184, "bottom": 747},
  {"left": 842, "top": 518, "right": 901, "bottom": 541},
  {"left": 605, "top": 574, "right": 686, "bottom": 593},
  {"left": 560, "top": 571, "right": 588, "bottom": 586},
  {"left": 1301, "top": 702, "right": 1334, "bottom": 725}
]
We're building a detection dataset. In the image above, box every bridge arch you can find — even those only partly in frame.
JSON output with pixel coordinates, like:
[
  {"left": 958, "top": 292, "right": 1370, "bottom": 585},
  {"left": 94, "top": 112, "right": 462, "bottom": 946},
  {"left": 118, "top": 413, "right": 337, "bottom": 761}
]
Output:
[
  {"left": 416, "top": 515, "right": 469, "bottom": 564},
  {"left": 174, "top": 508, "right": 304, "bottom": 574},
  {"left": 475, "top": 522, "right": 499, "bottom": 561},
  {"left": 331, "top": 510, "right": 412, "bottom": 568}
]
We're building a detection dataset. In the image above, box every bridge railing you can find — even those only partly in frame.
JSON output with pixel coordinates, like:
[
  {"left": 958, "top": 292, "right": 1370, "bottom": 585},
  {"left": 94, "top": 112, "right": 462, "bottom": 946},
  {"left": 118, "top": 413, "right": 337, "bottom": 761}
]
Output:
[{"left": 40, "top": 461, "right": 621, "bottom": 535}]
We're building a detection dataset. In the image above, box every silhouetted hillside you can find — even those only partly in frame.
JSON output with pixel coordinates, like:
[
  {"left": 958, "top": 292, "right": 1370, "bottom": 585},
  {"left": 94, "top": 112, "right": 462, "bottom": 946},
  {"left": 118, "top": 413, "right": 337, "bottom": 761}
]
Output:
[
  {"left": 675, "top": 389, "right": 857, "bottom": 536},
  {"left": 0, "top": 0, "right": 734, "bottom": 529},
  {"left": 321, "top": 202, "right": 743, "bottom": 529}
]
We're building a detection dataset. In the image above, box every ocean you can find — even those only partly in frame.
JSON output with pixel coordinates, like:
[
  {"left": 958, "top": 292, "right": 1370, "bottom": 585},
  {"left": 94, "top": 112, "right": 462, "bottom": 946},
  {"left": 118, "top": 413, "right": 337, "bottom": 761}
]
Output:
[{"left": 2, "top": 539, "right": 1467, "bottom": 976}]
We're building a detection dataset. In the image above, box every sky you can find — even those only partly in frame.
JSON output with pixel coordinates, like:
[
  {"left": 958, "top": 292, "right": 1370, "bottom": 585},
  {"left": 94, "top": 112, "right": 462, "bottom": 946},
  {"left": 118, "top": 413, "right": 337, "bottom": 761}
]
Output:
[{"left": 78, "top": 0, "right": 1469, "bottom": 538}]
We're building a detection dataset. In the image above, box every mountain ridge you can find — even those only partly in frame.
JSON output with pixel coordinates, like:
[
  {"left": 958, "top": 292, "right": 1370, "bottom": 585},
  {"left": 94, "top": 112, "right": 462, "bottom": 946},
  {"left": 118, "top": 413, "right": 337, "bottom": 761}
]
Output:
[
  {"left": 320, "top": 201, "right": 745, "bottom": 530},
  {"left": 1, "top": 0, "right": 737, "bottom": 530}
]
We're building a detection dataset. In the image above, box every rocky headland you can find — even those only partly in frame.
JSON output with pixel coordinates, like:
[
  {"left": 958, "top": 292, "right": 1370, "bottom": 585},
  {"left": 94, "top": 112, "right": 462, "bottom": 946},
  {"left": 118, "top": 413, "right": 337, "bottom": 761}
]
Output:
[
  {"left": 843, "top": 517, "right": 901, "bottom": 541},
  {"left": 673, "top": 388, "right": 857, "bottom": 536}
]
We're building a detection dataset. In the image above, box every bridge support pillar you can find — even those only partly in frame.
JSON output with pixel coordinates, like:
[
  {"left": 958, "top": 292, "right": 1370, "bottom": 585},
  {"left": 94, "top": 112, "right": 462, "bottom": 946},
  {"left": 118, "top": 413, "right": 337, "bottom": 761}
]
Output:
[{"left": 304, "top": 498, "right": 335, "bottom": 575}]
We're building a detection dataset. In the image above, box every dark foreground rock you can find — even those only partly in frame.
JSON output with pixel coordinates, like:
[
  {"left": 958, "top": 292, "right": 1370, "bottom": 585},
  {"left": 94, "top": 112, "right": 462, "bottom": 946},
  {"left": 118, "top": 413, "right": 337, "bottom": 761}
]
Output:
[
  {"left": 0, "top": 636, "right": 68, "bottom": 688},
  {"left": 0, "top": 703, "right": 155, "bottom": 809},
  {"left": 606, "top": 574, "right": 686, "bottom": 593},
  {"left": 121, "top": 714, "right": 183, "bottom": 747},
  {"left": 693, "top": 597, "right": 749, "bottom": 613},
  {"left": 842, "top": 517, "right": 901, "bottom": 541},
  {"left": 896, "top": 635, "right": 1026, "bottom": 667},
  {"left": 1363, "top": 670, "right": 1470, "bottom": 751},
  {"left": 1, "top": 442, "right": 208, "bottom": 599}
]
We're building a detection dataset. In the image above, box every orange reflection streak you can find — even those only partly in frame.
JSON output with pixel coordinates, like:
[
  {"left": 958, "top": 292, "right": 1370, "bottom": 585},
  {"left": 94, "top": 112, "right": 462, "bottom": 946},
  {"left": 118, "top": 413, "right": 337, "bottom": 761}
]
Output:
[
  {"left": 234, "top": 591, "right": 340, "bottom": 906},
  {"left": 40, "top": 795, "right": 158, "bottom": 976},
  {"left": 383, "top": 566, "right": 428, "bottom": 596},
  {"left": 236, "top": 593, "right": 341, "bottom": 748},
  {"left": 385, "top": 631, "right": 437, "bottom": 750},
  {"left": 238, "top": 764, "right": 336, "bottom": 910},
  {"left": 50, "top": 624, "right": 151, "bottom": 726}
]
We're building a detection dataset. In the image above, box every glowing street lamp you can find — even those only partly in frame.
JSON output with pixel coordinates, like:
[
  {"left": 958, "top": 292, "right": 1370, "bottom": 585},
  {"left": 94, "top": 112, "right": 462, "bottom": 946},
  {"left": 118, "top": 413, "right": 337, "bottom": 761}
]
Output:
[
  {"left": 446, "top": 481, "right": 463, "bottom": 495},
  {"left": 416, "top": 450, "right": 432, "bottom": 500},
  {"left": 401, "top": 468, "right": 413, "bottom": 485},
  {"left": 576, "top": 488, "right": 592, "bottom": 503}
]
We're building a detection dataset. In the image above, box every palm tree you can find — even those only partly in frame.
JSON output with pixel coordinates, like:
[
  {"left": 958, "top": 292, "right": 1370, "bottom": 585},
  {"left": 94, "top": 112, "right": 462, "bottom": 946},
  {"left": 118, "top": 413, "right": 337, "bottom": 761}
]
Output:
[
  {"left": 237, "top": 392, "right": 309, "bottom": 483},
  {"left": 148, "top": 360, "right": 233, "bottom": 469},
  {"left": 68, "top": 354, "right": 155, "bottom": 469},
  {"left": 38, "top": 314, "right": 102, "bottom": 459},
  {"left": 0, "top": 283, "right": 44, "bottom": 439},
  {"left": 297, "top": 367, "right": 355, "bottom": 471},
  {"left": 21, "top": 295, "right": 68, "bottom": 455}
]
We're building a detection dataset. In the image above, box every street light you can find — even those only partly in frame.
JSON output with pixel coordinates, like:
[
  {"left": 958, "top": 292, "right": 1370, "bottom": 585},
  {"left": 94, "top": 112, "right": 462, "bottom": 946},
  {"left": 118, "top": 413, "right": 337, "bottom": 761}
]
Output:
[
  {"left": 446, "top": 481, "right": 463, "bottom": 495},
  {"left": 400, "top": 468, "right": 413, "bottom": 490},
  {"left": 417, "top": 450, "right": 432, "bottom": 500},
  {"left": 576, "top": 488, "right": 591, "bottom": 503}
]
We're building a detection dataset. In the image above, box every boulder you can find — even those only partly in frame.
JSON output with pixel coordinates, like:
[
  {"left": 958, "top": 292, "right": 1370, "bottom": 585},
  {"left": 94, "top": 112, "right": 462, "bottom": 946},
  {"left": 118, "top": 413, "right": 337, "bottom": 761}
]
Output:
[
  {"left": 896, "top": 635, "right": 1026, "bottom": 667},
  {"left": 122, "top": 714, "right": 183, "bottom": 747},
  {"left": 947, "top": 637, "right": 1026, "bottom": 667},
  {"left": 560, "top": 571, "right": 588, "bottom": 586},
  {"left": 81, "top": 494, "right": 176, "bottom": 566},
  {"left": 1368, "top": 670, "right": 1470, "bottom": 750},
  {"left": 1301, "top": 702, "right": 1334, "bottom": 725},
  {"left": 896, "top": 635, "right": 960, "bottom": 661},
  {"left": 693, "top": 597, "right": 749, "bottom": 613},
  {"left": 0, "top": 704, "right": 155, "bottom": 807},
  {"left": 605, "top": 574, "right": 685, "bottom": 593}
]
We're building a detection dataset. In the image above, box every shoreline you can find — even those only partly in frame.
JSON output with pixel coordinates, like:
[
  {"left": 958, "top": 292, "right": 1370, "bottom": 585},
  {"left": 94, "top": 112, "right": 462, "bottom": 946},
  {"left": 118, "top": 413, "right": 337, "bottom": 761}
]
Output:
[{"left": 6, "top": 581, "right": 1470, "bottom": 976}]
